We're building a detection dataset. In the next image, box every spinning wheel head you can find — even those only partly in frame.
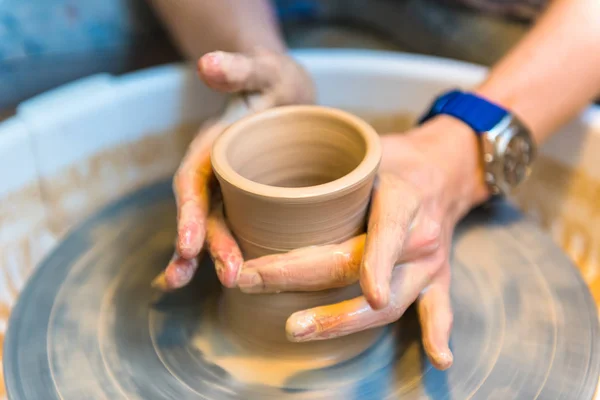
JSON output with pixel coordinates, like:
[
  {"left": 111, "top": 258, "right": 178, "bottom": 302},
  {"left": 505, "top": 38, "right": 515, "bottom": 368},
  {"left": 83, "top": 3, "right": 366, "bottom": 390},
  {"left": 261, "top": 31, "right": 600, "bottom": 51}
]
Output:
[{"left": 4, "top": 181, "right": 599, "bottom": 399}]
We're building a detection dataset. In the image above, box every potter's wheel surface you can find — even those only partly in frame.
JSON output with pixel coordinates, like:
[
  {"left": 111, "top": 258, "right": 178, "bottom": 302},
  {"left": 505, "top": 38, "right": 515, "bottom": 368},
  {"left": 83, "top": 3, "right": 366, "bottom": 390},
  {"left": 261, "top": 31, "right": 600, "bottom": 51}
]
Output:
[{"left": 4, "top": 180, "right": 599, "bottom": 399}]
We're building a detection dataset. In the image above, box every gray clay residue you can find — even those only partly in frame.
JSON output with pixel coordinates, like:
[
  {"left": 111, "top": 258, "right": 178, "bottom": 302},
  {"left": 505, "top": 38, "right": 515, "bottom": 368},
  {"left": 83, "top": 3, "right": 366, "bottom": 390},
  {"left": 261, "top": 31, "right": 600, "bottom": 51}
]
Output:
[{"left": 3, "top": 180, "right": 599, "bottom": 399}]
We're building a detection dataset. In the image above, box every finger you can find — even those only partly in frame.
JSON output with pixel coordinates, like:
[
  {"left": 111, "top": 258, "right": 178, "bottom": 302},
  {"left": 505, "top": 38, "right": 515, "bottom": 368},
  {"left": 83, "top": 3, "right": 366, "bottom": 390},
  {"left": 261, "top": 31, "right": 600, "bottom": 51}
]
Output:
[
  {"left": 361, "top": 174, "right": 421, "bottom": 310},
  {"left": 417, "top": 267, "right": 454, "bottom": 370},
  {"left": 173, "top": 121, "right": 226, "bottom": 259},
  {"left": 238, "top": 215, "right": 438, "bottom": 294},
  {"left": 287, "top": 256, "right": 438, "bottom": 342},
  {"left": 205, "top": 201, "right": 244, "bottom": 288},
  {"left": 151, "top": 252, "right": 199, "bottom": 291},
  {"left": 198, "top": 51, "right": 277, "bottom": 94},
  {"left": 418, "top": 226, "right": 454, "bottom": 370},
  {"left": 238, "top": 235, "right": 365, "bottom": 293}
]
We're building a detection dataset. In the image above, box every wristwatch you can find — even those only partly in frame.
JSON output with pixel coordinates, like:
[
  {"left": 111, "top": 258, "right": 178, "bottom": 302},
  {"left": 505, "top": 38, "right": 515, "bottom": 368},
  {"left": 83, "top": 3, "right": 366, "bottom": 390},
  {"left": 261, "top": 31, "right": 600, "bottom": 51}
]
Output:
[{"left": 419, "top": 89, "right": 537, "bottom": 196}]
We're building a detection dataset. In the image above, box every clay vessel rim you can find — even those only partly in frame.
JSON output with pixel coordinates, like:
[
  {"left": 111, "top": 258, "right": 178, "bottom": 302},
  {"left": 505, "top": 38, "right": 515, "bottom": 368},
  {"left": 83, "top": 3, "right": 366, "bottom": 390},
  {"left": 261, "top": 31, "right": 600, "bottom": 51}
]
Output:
[{"left": 211, "top": 105, "right": 382, "bottom": 200}]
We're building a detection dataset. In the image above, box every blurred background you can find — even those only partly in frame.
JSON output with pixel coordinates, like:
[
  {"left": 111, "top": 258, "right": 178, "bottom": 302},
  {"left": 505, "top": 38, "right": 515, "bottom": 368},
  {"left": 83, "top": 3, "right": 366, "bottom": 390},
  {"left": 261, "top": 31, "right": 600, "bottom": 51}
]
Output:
[{"left": 0, "top": 0, "right": 536, "bottom": 118}]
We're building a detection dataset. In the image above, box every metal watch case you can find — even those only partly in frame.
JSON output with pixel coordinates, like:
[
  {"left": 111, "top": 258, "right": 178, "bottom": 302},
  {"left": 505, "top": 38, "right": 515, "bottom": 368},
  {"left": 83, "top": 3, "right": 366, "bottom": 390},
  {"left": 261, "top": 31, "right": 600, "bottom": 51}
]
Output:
[{"left": 481, "top": 114, "right": 537, "bottom": 196}]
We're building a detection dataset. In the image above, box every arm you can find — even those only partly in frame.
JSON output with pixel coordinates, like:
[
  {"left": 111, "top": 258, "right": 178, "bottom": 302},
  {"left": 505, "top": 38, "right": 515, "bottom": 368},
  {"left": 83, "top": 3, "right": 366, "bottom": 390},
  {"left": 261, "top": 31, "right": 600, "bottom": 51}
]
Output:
[
  {"left": 419, "top": 0, "right": 600, "bottom": 208},
  {"left": 476, "top": 0, "right": 600, "bottom": 145},
  {"left": 149, "top": 0, "right": 286, "bottom": 59},
  {"left": 151, "top": 0, "right": 311, "bottom": 108},
  {"left": 149, "top": 0, "right": 313, "bottom": 291}
]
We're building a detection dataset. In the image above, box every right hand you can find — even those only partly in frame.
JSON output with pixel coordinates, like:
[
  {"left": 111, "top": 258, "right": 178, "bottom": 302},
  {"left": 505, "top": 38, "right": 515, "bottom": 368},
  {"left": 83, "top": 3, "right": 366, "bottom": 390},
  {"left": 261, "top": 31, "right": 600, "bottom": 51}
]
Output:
[{"left": 152, "top": 48, "right": 315, "bottom": 291}]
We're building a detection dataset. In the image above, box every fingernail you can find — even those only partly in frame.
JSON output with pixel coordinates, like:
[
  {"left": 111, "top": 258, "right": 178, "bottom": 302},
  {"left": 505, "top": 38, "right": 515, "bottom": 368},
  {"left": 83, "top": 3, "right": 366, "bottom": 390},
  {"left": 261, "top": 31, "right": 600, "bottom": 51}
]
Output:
[
  {"left": 237, "top": 270, "right": 263, "bottom": 293},
  {"left": 178, "top": 227, "right": 196, "bottom": 259},
  {"left": 200, "top": 51, "right": 224, "bottom": 71},
  {"left": 286, "top": 312, "right": 317, "bottom": 342},
  {"left": 361, "top": 261, "right": 388, "bottom": 309},
  {"left": 369, "top": 284, "right": 389, "bottom": 310},
  {"left": 215, "top": 259, "right": 237, "bottom": 288},
  {"left": 214, "top": 259, "right": 225, "bottom": 282},
  {"left": 178, "top": 219, "right": 205, "bottom": 260},
  {"left": 200, "top": 51, "right": 236, "bottom": 81},
  {"left": 166, "top": 258, "right": 197, "bottom": 289},
  {"left": 433, "top": 350, "right": 454, "bottom": 370},
  {"left": 151, "top": 272, "right": 170, "bottom": 291}
]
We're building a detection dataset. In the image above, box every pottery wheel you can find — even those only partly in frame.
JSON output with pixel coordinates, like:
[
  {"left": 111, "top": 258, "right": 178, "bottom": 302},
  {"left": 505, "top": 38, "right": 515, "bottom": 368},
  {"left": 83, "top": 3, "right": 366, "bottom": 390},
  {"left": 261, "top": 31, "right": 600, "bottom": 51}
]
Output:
[{"left": 4, "top": 180, "right": 600, "bottom": 399}]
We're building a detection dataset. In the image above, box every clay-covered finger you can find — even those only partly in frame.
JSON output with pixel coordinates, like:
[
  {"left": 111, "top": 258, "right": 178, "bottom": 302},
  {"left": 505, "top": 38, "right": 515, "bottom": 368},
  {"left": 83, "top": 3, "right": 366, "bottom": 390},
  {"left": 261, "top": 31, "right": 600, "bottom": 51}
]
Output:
[
  {"left": 417, "top": 267, "right": 453, "bottom": 370},
  {"left": 173, "top": 121, "right": 226, "bottom": 259},
  {"left": 238, "top": 235, "right": 366, "bottom": 293},
  {"left": 205, "top": 202, "right": 244, "bottom": 288},
  {"left": 151, "top": 252, "right": 199, "bottom": 291},
  {"left": 198, "top": 50, "right": 277, "bottom": 94},
  {"left": 360, "top": 174, "right": 421, "bottom": 310},
  {"left": 238, "top": 216, "right": 438, "bottom": 293},
  {"left": 286, "top": 257, "right": 438, "bottom": 342}
]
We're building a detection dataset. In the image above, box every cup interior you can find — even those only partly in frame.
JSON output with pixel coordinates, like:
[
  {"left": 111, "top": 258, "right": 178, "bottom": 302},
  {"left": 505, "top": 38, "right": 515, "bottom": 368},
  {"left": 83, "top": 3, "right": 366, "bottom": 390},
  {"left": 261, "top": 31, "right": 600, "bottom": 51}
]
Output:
[{"left": 221, "top": 108, "right": 369, "bottom": 188}]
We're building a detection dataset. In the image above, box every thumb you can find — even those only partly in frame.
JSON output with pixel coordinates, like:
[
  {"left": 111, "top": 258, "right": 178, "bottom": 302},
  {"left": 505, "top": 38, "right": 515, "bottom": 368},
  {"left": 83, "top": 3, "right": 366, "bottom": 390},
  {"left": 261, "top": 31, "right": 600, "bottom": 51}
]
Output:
[{"left": 198, "top": 50, "right": 276, "bottom": 94}]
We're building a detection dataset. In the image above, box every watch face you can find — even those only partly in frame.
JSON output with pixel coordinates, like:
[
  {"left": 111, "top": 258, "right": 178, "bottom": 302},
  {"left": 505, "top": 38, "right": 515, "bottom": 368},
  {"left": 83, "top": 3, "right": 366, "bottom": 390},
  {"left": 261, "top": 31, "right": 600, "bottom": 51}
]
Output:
[{"left": 503, "top": 133, "right": 534, "bottom": 187}]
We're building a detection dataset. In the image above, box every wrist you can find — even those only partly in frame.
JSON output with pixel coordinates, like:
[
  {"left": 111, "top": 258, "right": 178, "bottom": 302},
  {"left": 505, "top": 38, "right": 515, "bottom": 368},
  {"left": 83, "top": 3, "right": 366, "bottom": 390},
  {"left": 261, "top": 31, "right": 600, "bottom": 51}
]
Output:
[
  {"left": 408, "top": 115, "right": 491, "bottom": 217},
  {"left": 417, "top": 87, "right": 537, "bottom": 211},
  {"left": 473, "top": 83, "right": 541, "bottom": 147}
]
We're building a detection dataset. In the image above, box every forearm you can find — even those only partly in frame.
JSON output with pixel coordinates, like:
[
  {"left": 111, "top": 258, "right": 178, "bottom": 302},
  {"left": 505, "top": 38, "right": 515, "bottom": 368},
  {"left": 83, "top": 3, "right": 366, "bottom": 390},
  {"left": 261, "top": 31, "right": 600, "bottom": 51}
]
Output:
[
  {"left": 476, "top": 0, "right": 600, "bottom": 145},
  {"left": 414, "top": 0, "right": 600, "bottom": 212},
  {"left": 149, "top": 0, "right": 287, "bottom": 60}
]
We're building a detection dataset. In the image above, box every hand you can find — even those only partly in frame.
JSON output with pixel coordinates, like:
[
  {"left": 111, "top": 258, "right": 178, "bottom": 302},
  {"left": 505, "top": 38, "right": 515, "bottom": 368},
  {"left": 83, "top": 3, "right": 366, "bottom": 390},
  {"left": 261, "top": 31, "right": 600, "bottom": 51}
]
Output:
[
  {"left": 235, "top": 116, "right": 490, "bottom": 370},
  {"left": 152, "top": 48, "right": 314, "bottom": 290}
]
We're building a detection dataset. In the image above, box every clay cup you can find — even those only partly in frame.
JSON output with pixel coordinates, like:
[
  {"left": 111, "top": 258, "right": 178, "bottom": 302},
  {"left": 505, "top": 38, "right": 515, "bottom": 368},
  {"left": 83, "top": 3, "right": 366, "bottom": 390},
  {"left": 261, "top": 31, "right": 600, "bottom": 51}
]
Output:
[{"left": 211, "top": 105, "right": 382, "bottom": 364}]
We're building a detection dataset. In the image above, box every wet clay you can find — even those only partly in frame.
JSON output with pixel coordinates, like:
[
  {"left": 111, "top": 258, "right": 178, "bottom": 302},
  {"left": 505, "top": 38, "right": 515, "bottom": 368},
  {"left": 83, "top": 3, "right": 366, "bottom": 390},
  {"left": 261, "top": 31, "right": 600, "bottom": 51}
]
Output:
[
  {"left": 191, "top": 296, "right": 395, "bottom": 389},
  {"left": 210, "top": 105, "right": 383, "bottom": 368}
]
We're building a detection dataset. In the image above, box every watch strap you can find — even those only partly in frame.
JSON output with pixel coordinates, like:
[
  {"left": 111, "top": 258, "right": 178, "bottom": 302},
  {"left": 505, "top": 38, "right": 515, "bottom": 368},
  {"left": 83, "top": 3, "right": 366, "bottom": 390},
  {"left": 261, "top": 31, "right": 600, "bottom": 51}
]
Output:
[{"left": 418, "top": 90, "right": 509, "bottom": 134}]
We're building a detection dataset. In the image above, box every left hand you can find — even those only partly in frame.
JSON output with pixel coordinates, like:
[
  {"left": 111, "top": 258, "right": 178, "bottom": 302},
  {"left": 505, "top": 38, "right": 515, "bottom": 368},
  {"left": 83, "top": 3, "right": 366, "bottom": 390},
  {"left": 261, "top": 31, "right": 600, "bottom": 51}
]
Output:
[
  {"left": 234, "top": 115, "right": 491, "bottom": 370},
  {"left": 152, "top": 49, "right": 314, "bottom": 291}
]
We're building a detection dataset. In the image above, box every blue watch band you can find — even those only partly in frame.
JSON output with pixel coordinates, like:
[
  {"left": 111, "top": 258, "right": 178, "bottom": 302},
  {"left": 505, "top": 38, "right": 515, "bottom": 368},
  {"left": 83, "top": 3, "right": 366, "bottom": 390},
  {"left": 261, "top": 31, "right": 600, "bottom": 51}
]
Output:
[{"left": 418, "top": 90, "right": 509, "bottom": 134}]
